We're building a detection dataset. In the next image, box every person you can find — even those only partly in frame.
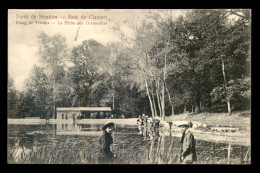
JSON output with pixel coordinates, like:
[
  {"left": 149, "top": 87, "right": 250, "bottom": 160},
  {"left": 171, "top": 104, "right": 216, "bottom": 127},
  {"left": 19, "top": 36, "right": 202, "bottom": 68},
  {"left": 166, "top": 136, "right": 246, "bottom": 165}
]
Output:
[
  {"left": 142, "top": 114, "right": 148, "bottom": 127},
  {"left": 178, "top": 121, "right": 197, "bottom": 164},
  {"left": 46, "top": 111, "right": 51, "bottom": 124},
  {"left": 73, "top": 114, "right": 77, "bottom": 126},
  {"left": 98, "top": 122, "right": 115, "bottom": 164},
  {"left": 137, "top": 115, "right": 144, "bottom": 135},
  {"left": 137, "top": 115, "right": 143, "bottom": 125}
]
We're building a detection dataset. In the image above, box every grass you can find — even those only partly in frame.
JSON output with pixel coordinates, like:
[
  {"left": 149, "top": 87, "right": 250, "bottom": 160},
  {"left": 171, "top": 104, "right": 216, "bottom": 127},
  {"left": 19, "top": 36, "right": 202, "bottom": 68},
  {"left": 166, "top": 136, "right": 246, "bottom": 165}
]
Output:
[
  {"left": 8, "top": 131, "right": 251, "bottom": 164},
  {"left": 165, "top": 110, "right": 250, "bottom": 131},
  {"left": 8, "top": 136, "right": 100, "bottom": 164}
]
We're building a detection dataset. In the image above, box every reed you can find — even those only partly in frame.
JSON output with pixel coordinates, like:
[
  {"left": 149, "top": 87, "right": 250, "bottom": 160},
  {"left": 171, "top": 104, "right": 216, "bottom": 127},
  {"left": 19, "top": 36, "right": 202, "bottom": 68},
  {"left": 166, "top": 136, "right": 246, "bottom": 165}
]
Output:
[{"left": 8, "top": 133, "right": 250, "bottom": 164}]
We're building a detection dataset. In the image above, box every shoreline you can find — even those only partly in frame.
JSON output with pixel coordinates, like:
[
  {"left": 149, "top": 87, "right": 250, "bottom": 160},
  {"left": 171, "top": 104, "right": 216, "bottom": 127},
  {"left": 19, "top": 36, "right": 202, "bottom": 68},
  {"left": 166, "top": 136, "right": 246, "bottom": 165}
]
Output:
[
  {"left": 8, "top": 118, "right": 138, "bottom": 125},
  {"left": 8, "top": 118, "right": 250, "bottom": 146}
]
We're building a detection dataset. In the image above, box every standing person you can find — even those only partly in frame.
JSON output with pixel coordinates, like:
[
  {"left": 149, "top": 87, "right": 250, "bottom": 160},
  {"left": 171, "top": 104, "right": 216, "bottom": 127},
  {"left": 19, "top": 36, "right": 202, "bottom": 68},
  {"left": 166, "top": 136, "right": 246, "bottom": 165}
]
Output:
[
  {"left": 142, "top": 114, "right": 148, "bottom": 137},
  {"left": 142, "top": 114, "right": 148, "bottom": 127},
  {"left": 46, "top": 111, "right": 51, "bottom": 124},
  {"left": 178, "top": 121, "right": 197, "bottom": 164},
  {"left": 137, "top": 115, "right": 144, "bottom": 135},
  {"left": 98, "top": 122, "right": 115, "bottom": 164}
]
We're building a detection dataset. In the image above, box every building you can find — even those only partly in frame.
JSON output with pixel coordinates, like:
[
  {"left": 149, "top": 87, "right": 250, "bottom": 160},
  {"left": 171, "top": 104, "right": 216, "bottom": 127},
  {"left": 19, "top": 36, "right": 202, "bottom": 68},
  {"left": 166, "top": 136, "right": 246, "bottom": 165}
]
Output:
[{"left": 56, "top": 107, "right": 112, "bottom": 119}]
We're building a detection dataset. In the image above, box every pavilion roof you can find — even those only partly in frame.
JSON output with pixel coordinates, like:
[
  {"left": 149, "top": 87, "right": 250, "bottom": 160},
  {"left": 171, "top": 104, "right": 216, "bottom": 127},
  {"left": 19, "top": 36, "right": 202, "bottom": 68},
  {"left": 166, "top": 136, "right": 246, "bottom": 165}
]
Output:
[{"left": 56, "top": 107, "right": 112, "bottom": 111}]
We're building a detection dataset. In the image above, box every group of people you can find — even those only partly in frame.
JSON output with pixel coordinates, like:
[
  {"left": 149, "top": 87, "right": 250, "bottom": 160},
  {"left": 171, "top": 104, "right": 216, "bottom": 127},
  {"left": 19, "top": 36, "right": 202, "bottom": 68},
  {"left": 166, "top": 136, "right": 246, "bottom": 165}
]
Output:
[
  {"left": 98, "top": 118, "right": 197, "bottom": 164},
  {"left": 137, "top": 114, "right": 160, "bottom": 140}
]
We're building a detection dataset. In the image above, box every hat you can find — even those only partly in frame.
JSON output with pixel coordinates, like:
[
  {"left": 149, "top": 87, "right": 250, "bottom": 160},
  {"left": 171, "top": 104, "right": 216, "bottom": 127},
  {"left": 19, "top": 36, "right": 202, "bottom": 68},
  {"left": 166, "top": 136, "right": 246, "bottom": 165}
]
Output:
[
  {"left": 102, "top": 122, "right": 115, "bottom": 131},
  {"left": 178, "top": 121, "right": 193, "bottom": 128}
]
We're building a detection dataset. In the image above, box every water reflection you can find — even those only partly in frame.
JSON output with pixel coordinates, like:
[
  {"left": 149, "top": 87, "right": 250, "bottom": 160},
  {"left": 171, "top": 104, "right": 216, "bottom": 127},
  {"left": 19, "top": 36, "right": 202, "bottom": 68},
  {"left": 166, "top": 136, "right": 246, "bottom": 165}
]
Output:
[
  {"left": 137, "top": 118, "right": 161, "bottom": 141},
  {"left": 136, "top": 118, "right": 168, "bottom": 163}
]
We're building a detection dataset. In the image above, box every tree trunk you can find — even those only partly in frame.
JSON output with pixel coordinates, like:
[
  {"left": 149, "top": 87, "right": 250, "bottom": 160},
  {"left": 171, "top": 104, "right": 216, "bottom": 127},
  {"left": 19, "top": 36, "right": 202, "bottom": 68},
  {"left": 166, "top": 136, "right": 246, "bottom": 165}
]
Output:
[
  {"left": 183, "top": 104, "right": 186, "bottom": 114},
  {"left": 161, "top": 54, "right": 167, "bottom": 120},
  {"left": 112, "top": 94, "right": 115, "bottom": 110},
  {"left": 145, "top": 78, "right": 155, "bottom": 118},
  {"left": 112, "top": 80, "right": 115, "bottom": 110},
  {"left": 222, "top": 59, "right": 231, "bottom": 115},
  {"left": 161, "top": 83, "right": 165, "bottom": 119},
  {"left": 165, "top": 82, "right": 174, "bottom": 116},
  {"left": 200, "top": 101, "right": 204, "bottom": 111},
  {"left": 151, "top": 87, "right": 158, "bottom": 117},
  {"left": 227, "top": 100, "right": 231, "bottom": 115},
  {"left": 195, "top": 103, "right": 199, "bottom": 113},
  {"left": 156, "top": 80, "right": 162, "bottom": 117},
  {"left": 52, "top": 77, "right": 56, "bottom": 119}
]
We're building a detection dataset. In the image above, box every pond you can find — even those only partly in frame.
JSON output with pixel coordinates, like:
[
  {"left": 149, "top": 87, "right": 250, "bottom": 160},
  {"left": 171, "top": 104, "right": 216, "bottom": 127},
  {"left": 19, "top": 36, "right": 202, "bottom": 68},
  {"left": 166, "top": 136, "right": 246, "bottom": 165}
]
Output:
[{"left": 7, "top": 122, "right": 251, "bottom": 164}]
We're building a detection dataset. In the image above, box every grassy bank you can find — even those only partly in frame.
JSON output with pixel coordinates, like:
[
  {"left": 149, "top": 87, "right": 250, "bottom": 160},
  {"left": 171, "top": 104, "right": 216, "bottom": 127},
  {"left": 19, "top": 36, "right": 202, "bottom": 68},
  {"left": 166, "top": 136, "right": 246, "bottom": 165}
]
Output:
[{"left": 165, "top": 110, "right": 250, "bottom": 131}]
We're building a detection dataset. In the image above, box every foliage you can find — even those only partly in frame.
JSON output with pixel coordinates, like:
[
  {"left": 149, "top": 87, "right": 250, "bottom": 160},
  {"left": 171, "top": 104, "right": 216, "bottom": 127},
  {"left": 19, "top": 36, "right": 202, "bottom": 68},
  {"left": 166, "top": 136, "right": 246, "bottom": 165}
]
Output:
[
  {"left": 210, "top": 76, "right": 250, "bottom": 110},
  {"left": 8, "top": 9, "right": 251, "bottom": 118}
]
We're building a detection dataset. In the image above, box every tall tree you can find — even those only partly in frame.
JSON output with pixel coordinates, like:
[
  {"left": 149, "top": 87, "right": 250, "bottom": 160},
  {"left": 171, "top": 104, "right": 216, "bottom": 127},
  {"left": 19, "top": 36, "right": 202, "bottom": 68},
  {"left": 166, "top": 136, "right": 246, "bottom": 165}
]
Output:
[
  {"left": 37, "top": 32, "right": 68, "bottom": 118},
  {"left": 25, "top": 65, "right": 49, "bottom": 117}
]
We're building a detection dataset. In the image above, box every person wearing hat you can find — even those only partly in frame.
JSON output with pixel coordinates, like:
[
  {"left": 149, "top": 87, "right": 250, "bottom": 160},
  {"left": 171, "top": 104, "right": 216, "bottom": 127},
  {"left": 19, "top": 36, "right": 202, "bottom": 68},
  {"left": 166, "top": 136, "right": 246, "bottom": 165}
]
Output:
[
  {"left": 178, "top": 121, "right": 197, "bottom": 164},
  {"left": 98, "top": 122, "right": 115, "bottom": 164}
]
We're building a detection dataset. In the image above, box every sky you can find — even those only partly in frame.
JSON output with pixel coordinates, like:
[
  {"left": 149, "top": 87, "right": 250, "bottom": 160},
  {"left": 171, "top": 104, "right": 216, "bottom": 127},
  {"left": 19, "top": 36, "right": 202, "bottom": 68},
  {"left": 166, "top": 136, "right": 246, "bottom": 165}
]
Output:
[
  {"left": 8, "top": 9, "right": 187, "bottom": 91},
  {"left": 8, "top": 9, "right": 131, "bottom": 91}
]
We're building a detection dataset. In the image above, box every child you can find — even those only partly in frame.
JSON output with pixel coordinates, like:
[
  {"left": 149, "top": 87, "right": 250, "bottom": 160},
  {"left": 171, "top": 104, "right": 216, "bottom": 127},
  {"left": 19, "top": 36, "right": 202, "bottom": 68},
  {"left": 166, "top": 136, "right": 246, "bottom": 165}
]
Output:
[{"left": 98, "top": 122, "right": 115, "bottom": 164}]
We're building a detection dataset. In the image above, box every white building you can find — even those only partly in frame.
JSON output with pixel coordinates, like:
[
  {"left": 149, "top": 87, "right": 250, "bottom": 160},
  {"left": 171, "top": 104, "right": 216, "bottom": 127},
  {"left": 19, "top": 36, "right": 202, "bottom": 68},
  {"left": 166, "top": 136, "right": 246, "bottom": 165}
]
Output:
[{"left": 56, "top": 107, "right": 112, "bottom": 119}]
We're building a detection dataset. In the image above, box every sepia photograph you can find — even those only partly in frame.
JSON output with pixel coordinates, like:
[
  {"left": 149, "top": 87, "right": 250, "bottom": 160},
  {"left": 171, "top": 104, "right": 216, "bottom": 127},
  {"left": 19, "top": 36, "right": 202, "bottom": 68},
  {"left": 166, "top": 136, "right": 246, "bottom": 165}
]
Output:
[{"left": 7, "top": 9, "right": 251, "bottom": 164}]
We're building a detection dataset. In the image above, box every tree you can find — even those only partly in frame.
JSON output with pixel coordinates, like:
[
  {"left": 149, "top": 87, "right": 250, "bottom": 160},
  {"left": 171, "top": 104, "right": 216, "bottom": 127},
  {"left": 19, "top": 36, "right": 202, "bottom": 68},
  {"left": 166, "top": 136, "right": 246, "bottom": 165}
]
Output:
[
  {"left": 8, "top": 75, "right": 27, "bottom": 118},
  {"left": 37, "top": 32, "right": 69, "bottom": 118},
  {"left": 127, "top": 20, "right": 163, "bottom": 118},
  {"left": 210, "top": 75, "right": 251, "bottom": 111},
  {"left": 25, "top": 65, "right": 49, "bottom": 117},
  {"left": 149, "top": 9, "right": 251, "bottom": 115},
  {"left": 8, "top": 75, "right": 19, "bottom": 118},
  {"left": 193, "top": 9, "right": 251, "bottom": 114}
]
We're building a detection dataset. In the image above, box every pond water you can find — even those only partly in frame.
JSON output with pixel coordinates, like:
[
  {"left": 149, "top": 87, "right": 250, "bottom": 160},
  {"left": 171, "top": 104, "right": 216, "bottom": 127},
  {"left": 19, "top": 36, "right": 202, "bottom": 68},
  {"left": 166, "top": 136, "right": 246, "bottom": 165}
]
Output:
[{"left": 7, "top": 122, "right": 251, "bottom": 164}]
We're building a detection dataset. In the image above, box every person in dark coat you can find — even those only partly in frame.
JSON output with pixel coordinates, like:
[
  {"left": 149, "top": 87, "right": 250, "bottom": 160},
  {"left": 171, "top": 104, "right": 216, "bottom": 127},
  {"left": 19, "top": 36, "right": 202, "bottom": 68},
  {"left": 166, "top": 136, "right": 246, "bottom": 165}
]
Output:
[
  {"left": 98, "top": 122, "right": 115, "bottom": 164},
  {"left": 178, "top": 121, "right": 197, "bottom": 164}
]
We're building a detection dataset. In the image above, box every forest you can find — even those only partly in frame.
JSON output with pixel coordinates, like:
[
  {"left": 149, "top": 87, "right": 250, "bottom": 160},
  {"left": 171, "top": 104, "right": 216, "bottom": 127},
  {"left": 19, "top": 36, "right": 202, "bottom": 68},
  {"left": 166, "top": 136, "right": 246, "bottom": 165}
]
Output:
[{"left": 8, "top": 9, "right": 251, "bottom": 119}]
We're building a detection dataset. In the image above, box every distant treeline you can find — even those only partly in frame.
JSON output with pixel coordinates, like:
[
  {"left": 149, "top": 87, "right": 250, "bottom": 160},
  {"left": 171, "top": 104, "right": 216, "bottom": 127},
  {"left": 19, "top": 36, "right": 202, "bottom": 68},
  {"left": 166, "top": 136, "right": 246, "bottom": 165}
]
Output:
[{"left": 8, "top": 9, "right": 250, "bottom": 119}]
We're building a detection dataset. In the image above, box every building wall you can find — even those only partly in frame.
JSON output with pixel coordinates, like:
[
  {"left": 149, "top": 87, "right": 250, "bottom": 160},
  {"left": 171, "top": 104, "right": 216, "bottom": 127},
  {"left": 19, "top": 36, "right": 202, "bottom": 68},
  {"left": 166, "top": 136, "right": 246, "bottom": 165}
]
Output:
[
  {"left": 57, "top": 111, "right": 79, "bottom": 119},
  {"left": 56, "top": 110, "right": 112, "bottom": 119}
]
